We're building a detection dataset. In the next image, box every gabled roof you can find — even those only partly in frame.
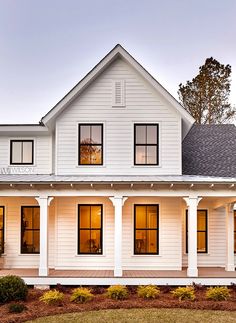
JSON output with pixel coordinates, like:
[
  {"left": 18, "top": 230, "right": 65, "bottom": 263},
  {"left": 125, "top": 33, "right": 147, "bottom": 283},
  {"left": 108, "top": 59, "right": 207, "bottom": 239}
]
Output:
[
  {"left": 183, "top": 124, "right": 236, "bottom": 177},
  {"left": 41, "top": 44, "right": 195, "bottom": 131}
]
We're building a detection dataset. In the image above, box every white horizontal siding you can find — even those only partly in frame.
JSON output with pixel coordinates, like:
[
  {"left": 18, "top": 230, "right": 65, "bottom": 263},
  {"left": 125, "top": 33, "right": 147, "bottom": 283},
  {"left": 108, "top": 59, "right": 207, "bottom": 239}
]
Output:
[
  {"left": 0, "top": 136, "right": 52, "bottom": 174},
  {"left": 56, "top": 58, "right": 181, "bottom": 176},
  {"left": 182, "top": 203, "right": 227, "bottom": 267},
  {"left": 122, "top": 197, "right": 182, "bottom": 270}
]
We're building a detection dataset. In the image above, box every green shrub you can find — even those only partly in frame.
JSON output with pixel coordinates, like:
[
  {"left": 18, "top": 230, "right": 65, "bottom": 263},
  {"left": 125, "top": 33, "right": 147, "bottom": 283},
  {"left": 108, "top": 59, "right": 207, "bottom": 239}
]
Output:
[
  {"left": 8, "top": 303, "right": 26, "bottom": 313},
  {"left": 171, "top": 286, "right": 195, "bottom": 301},
  {"left": 70, "top": 287, "right": 93, "bottom": 303},
  {"left": 0, "top": 275, "right": 28, "bottom": 303},
  {"left": 106, "top": 285, "right": 129, "bottom": 300},
  {"left": 39, "top": 290, "right": 64, "bottom": 305},
  {"left": 206, "top": 286, "right": 230, "bottom": 301},
  {"left": 137, "top": 285, "right": 160, "bottom": 299}
]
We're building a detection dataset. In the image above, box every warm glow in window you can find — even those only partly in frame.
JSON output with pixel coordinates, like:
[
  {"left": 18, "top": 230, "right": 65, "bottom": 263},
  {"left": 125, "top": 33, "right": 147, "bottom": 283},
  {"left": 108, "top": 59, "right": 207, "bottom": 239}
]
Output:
[
  {"left": 21, "top": 206, "right": 40, "bottom": 254},
  {"left": 78, "top": 205, "right": 102, "bottom": 254},
  {"left": 186, "top": 210, "right": 207, "bottom": 253},
  {"left": 79, "top": 124, "right": 103, "bottom": 165},
  {"left": 134, "top": 205, "right": 159, "bottom": 254}
]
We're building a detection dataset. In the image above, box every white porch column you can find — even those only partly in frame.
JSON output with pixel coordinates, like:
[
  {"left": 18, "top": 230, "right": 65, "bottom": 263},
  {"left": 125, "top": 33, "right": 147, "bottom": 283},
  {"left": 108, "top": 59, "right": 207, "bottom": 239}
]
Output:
[
  {"left": 225, "top": 203, "right": 235, "bottom": 271},
  {"left": 109, "top": 196, "right": 127, "bottom": 277},
  {"left": 35, "top": 196, "right": 54, "bottom": 277},
  {"left": 183, "top": 197, "right": 202, "bottom": 277}
]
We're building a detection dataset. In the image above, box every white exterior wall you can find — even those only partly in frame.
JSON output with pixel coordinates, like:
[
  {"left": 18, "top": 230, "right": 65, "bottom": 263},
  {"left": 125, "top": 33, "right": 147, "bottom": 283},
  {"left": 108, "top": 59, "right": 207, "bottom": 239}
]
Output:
[
  {"left": 182, "top": 202, "right": 227, "bottom": 267},
  {"left": 0, "top": 136, "right": 52, "bottom": 174},
  {"left": 0, "top": 197, "right": 54, "bottom": 269},
  {"left": 122, "top": 197, "right": 182, "bottom": 270},
  {"left": 55, "top": 197, "right": 114, "bottom": 269},
  {"left": 56, "top": 58, "right": 182, "bottom": 176}
]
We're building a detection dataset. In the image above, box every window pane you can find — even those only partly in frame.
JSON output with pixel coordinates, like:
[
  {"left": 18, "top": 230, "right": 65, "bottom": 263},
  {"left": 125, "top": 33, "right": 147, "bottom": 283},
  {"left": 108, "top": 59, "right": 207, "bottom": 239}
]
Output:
[
  {"left": 23, "top": 208, "right": 33, "bottom": 229},
  {"left": 197, "top": 232, "right": 206, "bottom": 252},
  {"left": 79, "top": 230, "right": 101, "bottom": 253},
  {"left": 91, "top": 205, "right": 101, "bottom": 228},
  {"left": 0, "top": 231, "right": 3, "bottom": 253},
  {"left": 12, "top": 141, "right": 22, "bottom": 163},
  {"left": 90, "top": 146, "right": 102, "bottom": 164},
  {"left": 147, "top": 126, "right": 157, "bottom": 144},
  {"left": 197, "top": 211, "right": 206, "bottom": 230},
  {"left": 135, "top": 230, "right": 157, "bottom": 254},
  {"left": 80, "top": 206, "right": 90, "bottom": 228},
  {"left": 33, "top": 208, "right": 40, "bottom": 229},
  {"left": 135, "top": 230, "right": 147, "bottom": 253},
  {"left": 0, "top": 208, "right": 3, "bottom": 230},
  {"left": 22, "top": 142, "right": 33, "bottom": 163},
  {"left": 91, "top": 126, "right": 102, "bottom": 144},
  {"left": 146, "top": 146, "right": 157, "bottom": 164},
  {"left": 80, "top": 146, "right": 91, "bottom": 164},
  {"left": 22, "top": 230, "right": 40, "bottom": 253},
  {"left": 147, "top": 230, "right": 157, "bottom": 253},
  {"left": 135, "top": 206, "right": 146, "bottom": 228},
  {"left": 135, "top": 126, "right": 146, "bottom": 144},
  {"left": 147, "top": 206, "right": 158, "bottom": 228},
  {"left": 234, "top": 212, "right": 236, "bottom": 231},
  {"left": 80, "top": 126, "right": 91, "bottom": 143},
  {"left": 135, "top": 146, "right": 146, "bottom": 164},
  {"left": 234, "top": 232, "right": 236, "bottom": 253}
]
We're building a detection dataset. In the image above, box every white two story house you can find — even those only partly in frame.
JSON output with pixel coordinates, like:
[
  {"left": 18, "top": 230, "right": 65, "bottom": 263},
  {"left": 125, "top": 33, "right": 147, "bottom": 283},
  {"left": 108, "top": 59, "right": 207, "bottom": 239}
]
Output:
[{"left": 0, "top": 45, "right": 236, "bottom": 286}]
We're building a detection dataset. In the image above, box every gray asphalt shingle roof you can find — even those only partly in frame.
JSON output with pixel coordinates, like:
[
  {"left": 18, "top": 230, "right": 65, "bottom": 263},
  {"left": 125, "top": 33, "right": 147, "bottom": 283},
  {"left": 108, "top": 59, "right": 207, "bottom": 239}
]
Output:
[{"left": 182, "top": 124, "right": 236, "bottom": 177}]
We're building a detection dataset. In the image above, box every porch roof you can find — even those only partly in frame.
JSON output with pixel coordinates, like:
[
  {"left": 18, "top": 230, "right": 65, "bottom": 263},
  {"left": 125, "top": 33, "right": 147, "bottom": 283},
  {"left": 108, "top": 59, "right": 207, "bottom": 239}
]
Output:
[{"left": 0, "top": 174, "right": 236, "bottom": 184}]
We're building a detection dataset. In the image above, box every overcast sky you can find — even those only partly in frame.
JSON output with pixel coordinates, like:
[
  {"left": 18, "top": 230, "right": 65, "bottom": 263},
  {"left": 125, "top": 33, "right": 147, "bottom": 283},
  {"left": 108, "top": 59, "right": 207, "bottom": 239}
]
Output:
[{"left": 0, "top": 0, "right": 235, "bottom": 124}]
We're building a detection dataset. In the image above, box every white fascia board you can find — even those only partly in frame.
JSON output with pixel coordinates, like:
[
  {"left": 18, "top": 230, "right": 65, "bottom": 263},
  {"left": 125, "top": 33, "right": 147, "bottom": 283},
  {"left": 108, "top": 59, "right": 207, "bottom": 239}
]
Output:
[
  {"left": 0, "top": 125, "right": 50, "bottom": 135},
  {"left": 41, "top": 45, "right": 195, "bottom": 128}
]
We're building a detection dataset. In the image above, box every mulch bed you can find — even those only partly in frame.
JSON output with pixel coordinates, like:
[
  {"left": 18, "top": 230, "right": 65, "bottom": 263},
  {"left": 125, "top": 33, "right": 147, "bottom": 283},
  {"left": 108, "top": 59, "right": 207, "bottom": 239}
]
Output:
[{"left": 2, "top": 285, "right": 236, "bottom": 323}]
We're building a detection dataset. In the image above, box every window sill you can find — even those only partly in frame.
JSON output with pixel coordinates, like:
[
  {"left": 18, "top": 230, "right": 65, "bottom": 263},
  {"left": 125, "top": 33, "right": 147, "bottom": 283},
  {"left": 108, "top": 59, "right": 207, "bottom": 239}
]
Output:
[
  {"left": 132, "top": 254, "right": 162, "bottom": 257},
  {"left": 75, "top": 254, "right": 106, "bottom": 257},
  {"left": 18, "top": 254, "right": 40, "bottom": 256}
]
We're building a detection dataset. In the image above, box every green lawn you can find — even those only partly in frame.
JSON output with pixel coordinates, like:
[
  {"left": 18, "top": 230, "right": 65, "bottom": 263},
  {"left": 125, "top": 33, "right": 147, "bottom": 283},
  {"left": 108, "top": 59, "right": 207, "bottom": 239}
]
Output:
[{"left": 27, "top": 308, "right": 236, "bottom": 323}]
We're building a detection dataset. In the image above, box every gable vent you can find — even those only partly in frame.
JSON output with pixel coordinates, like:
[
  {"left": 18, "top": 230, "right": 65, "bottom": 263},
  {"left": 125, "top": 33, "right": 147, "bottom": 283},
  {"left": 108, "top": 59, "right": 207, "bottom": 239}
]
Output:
[{"left": 112, "top": 80, "right": 125, "bottom": 107}]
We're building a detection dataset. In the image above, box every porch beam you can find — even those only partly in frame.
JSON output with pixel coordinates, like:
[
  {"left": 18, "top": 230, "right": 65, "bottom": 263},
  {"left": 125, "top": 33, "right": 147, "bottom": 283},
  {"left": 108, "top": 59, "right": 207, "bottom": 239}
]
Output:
[
  {"left": 225, "top": 203, "right": 235, "bottom": 271},
  {"left": 183, "top": 196, "right": 202, "bottom": 277},
  {"left": 35, "top": 196, "right": 54, "bottom": 277},
  {"left": 109, "top": 196, "right": 127, "bottom": 277}
]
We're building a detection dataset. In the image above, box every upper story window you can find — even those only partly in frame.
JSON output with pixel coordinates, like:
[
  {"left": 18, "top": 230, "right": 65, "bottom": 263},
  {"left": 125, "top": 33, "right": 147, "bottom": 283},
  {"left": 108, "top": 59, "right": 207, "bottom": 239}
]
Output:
[
  {"left": 10, "top": 140, "right": 34, "bottom": 165},
  {"left": 134, "top": 124, "right": 159, "bottom": 165},
  {"left": 78, "top": 124, "right": 103, "bottom": 165},
  {"left": 186, "top": 209, "right": 208, "bottom": 253}
]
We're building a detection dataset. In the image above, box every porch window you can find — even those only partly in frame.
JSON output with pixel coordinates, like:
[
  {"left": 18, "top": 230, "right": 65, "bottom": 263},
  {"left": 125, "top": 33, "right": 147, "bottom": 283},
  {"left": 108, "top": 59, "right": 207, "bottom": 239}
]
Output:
[
  {"left": 78, "top": 124, "right": 103, "bottom": 165},
  {"left": 134, "top": 204, "right": 159, "bottom": 254},
  {"left": 0, "top": 207, "right": 4, "bottom": 254},
  {"left": 134, "top": 124, "right": 159, "bottom": 165},
  {"left": 234, "top": 211, "right": 236, "bottom": 253},
  {"left": 21, "top": 206, "right": 40, "bottom": 254},
  {"left": 78, "top": 205, "right": 102, "bottom": 254},
  {"left": 186, "top": 210, "right": 208, "bottom": 253},
  {"left": 10, "top": 140, "right": 34, "bottom": 165}
]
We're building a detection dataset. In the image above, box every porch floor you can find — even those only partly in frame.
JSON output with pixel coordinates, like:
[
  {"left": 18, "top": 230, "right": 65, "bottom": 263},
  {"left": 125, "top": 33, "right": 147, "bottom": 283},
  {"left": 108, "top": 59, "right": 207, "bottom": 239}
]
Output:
[{"left": 0, "top": 267, "right": 236, "bottom": 278}]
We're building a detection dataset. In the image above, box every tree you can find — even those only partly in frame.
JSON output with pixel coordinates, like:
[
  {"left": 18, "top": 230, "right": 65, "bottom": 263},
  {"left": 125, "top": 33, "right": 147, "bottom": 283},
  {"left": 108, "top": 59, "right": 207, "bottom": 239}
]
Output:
[{"left": 178, "top": 57, "right": 235, "bottom": 124}]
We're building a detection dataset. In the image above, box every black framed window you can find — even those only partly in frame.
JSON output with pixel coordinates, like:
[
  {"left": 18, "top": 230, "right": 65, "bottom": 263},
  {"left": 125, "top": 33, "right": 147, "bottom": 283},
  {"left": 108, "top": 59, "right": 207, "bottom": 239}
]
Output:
[
  {"left": 234, "top": 211, "right": 236, "bottom": 253},
  {"left": 10, "top": 140, "right": 34, "bottom": 165},
  {"left": 186, "top": 210, "right": 208, "bottom": 253},
  {"left": 134, "top": 204, "right": 159, "bottom": 254},
  {"left": 78, "top": 124, "right": 103, "bottom": 165},
  {"left": 134, "top": 124, "right": 159, "bottom": 165},
  {"left": 0, "top": 207, "right": 4, "bottom": 254},
  {"left": 78, "top": 205, "right": 102, "bottom": 254},
  {"left": 21, "top": 206, "right": 40, "bottom": 254}
]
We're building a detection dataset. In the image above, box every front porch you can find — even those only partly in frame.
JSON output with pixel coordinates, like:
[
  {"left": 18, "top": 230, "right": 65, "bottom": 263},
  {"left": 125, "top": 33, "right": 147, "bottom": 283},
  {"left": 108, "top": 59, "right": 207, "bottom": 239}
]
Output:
[{"left": 0, "top": 268, "right": 236, "bottom": 286}]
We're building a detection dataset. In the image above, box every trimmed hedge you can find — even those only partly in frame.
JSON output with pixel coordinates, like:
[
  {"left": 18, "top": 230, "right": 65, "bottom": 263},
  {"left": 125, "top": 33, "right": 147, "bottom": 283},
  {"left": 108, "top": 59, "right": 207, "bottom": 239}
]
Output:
[{"left": 0, "top": 275, "right": 28, "bottom": 303}]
